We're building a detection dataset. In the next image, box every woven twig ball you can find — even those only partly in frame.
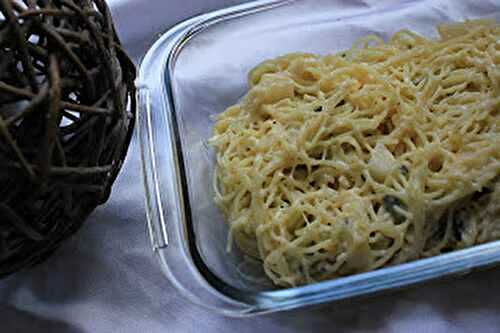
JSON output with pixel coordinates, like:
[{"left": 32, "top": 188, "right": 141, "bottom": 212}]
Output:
[{"left": 0, "top": 0, "right": 136, "bottom": 277}]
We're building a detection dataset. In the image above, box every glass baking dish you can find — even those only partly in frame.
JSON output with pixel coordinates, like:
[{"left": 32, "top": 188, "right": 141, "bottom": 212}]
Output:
[{"left": 136, "top": 0, "right": 500, "bottom": 316}]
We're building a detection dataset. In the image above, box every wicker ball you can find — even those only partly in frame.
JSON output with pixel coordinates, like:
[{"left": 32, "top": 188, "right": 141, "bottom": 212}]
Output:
[{"left": 0, "top": 0, "right": 136, "bottom": 277}]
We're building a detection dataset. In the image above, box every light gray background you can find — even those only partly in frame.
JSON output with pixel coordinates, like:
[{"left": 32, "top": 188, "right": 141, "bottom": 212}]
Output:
[{"left": 1, "top": 1, "right": 500, "bottom": 332}]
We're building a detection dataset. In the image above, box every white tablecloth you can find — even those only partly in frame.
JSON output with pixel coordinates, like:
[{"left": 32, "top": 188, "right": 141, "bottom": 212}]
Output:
[{"left": 2, "top": 1, "right": 500, "bottom": 332}]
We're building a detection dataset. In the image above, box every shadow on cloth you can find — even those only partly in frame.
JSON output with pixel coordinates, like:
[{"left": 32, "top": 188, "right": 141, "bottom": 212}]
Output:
[{"left": 0, "top": 305, "right": 84, "bottom": 333}]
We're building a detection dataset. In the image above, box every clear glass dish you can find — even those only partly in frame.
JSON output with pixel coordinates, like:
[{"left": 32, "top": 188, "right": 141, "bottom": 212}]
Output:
[{"left": 136, "top": 0, "right": 500, "bottom": 316}]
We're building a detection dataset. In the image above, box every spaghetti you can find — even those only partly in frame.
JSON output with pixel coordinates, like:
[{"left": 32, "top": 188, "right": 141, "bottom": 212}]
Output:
[{"left": 209, "top": 20, "right": 500, "bottom": 287}]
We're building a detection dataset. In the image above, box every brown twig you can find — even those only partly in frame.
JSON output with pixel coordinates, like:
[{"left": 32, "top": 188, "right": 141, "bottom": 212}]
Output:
[{"left": 0, "top": 0, "right": 136, "bottom": 277}]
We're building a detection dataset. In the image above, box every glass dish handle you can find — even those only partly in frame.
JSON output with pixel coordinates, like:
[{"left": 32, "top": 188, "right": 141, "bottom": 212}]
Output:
[{"left": 137, "top": 85, "right": 169, "bottom": 250}]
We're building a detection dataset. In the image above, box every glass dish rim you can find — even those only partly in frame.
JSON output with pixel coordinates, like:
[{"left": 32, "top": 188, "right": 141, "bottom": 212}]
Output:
[{"left": 136, "top": 0, "right": 500, "bottom": 316}]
